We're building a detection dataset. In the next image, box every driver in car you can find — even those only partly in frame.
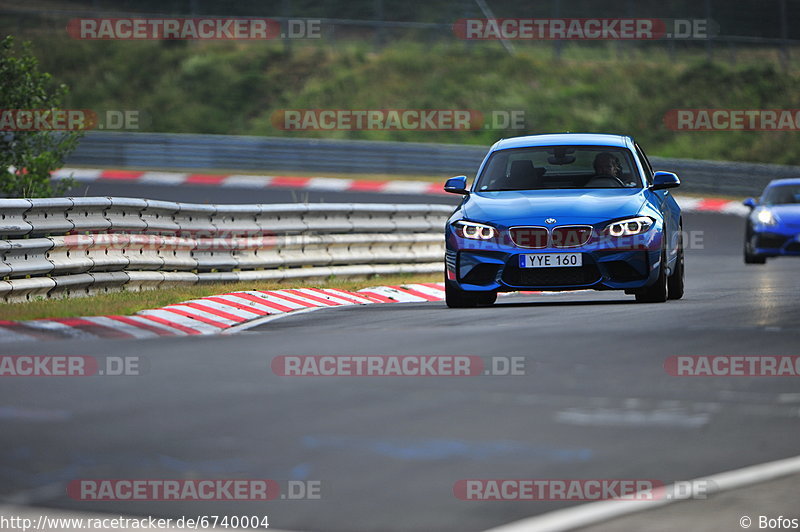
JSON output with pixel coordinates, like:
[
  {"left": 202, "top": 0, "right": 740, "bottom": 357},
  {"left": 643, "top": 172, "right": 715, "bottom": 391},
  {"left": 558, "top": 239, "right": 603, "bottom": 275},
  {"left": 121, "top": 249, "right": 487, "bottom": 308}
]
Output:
[
  {"left": 593, "top": 152, "right": 622, "bottom": 178},
  {"left": 590, "top": 152, "right": 634, "bottom": 187}
]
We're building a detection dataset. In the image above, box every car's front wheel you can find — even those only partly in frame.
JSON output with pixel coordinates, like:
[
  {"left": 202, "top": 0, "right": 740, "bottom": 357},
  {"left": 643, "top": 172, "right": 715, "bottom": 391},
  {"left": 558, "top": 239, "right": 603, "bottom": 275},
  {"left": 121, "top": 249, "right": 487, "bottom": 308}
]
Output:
[
  {"left": 744, "top": 246, "right": 767, "bottom": 264},
  {"left": 635, "top": 248, "right": 669, "bottom": 303},
  {"left": 445, "top": 278, "right": 497, "bottom": 308},
  {"left": 744, "top": 242, "right": 767, "bottom": 264},
  {"left": 667, "top": 230, "right": 685, "bottom": 300},
  {"left": 743, "top": 224, "right": 767, "bottom": 264}
]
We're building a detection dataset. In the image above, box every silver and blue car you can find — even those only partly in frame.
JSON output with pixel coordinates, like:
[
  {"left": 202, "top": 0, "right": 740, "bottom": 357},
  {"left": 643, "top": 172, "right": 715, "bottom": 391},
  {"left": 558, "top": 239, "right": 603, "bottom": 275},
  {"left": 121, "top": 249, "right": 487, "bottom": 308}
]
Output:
[{"left": 443, "top": 133, "right": 684, "bottom": 307}]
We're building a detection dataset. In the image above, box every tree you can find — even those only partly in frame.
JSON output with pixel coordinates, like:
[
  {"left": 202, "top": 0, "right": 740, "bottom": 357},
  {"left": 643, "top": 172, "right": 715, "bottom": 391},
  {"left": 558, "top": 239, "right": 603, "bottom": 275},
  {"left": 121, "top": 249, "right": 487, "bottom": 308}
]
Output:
[{"left": 0, "top": 36, "right": 80, "bottom": 198}]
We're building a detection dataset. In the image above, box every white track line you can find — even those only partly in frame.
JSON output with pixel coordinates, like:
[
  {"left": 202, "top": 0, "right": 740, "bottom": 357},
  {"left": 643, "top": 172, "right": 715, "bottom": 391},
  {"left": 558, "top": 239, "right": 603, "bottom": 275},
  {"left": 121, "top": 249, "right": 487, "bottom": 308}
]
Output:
[{"left": 483, "top": 453, "right": 800, "bottom": 532}]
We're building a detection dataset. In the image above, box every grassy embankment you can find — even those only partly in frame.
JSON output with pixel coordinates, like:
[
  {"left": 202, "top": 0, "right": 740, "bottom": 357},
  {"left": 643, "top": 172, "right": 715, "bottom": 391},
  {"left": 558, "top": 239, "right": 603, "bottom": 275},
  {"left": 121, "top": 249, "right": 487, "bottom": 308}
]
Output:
[{"left": 22, "top": 37, "right": 800, "bottom": 166}]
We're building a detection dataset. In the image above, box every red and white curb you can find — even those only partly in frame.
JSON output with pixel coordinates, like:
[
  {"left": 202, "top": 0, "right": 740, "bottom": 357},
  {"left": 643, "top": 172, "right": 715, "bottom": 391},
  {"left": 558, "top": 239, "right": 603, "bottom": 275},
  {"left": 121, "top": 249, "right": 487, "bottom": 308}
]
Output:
[
  {"left": 51, "top": 168, "right": 448, "bottom": 196},
  {"left": 51, "top": 167, "right": 750, "bottom": 215},
  {"left": 0, "top": 283, "right": 453, "bottom": 342},
  {"left": 673, "top": 196, "right": 749, "bottom": 217}
]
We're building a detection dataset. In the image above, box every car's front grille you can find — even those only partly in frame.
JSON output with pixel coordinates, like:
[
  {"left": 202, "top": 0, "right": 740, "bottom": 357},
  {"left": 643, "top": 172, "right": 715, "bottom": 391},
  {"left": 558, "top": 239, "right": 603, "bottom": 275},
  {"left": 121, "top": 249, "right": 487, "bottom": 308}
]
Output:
[
  {"left": 509, "top": 225, "right": 593, "bottom": 248},
  {"left": 552, "top": 226, "right": 593, "bottom": 248},
  {"left": 503, "top": 261, "right": 600, "bottom": 287},
  {"left": 509, "top": 226, "right": 548, "bottom": 248},
  {"left": 756, "top": 233, "right": 788, "bottom": 248}
]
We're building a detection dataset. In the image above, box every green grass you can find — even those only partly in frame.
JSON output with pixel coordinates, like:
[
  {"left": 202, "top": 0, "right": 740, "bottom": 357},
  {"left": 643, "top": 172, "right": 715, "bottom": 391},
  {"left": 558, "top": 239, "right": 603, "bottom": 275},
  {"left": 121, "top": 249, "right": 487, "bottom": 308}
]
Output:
[
  {"left": 0, "top": 273, "right": 441, "bottom": 321},
  {"left": 10, "top": 34, "right": 800, "bottom": 167}
]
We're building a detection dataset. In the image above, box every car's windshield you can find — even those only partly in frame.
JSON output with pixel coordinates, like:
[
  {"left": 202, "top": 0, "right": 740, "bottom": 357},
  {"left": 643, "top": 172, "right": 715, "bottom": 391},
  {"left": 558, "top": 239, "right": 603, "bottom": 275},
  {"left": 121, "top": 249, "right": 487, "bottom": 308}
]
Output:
[
  {"left": 475, "top": 145, "right": 642, "bottom": 191},
  {"left": 762, "top": 184, "right": 800, "bottom": 205}
]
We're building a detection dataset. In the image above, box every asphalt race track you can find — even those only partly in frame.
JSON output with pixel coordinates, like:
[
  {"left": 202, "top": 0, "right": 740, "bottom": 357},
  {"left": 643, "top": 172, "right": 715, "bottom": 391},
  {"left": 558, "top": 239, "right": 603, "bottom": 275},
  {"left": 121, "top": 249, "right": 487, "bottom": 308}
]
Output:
[{"left": 1, "top": 181, "right": 799, "bottom": 531}]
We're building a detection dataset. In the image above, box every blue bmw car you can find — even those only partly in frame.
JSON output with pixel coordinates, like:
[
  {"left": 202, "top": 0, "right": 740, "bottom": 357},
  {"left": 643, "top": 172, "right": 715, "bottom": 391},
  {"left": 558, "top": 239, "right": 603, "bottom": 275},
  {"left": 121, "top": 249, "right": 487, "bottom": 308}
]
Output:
[
  {"left": 443, "top": 133, "right": 684, "bottom": 307},
  {"left": 743, "top": 178, "right": 800, "bottom": 264}
]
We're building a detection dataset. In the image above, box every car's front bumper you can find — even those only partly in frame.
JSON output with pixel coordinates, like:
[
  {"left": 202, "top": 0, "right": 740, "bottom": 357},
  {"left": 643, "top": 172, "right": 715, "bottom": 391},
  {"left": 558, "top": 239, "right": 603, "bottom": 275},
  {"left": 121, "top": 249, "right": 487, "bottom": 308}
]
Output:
[
  {"left": 445, "top": 228, "right": 664, "bottom": 292},
  {"left": 749, "top": 228, "right": 800, "bottom": 257}
]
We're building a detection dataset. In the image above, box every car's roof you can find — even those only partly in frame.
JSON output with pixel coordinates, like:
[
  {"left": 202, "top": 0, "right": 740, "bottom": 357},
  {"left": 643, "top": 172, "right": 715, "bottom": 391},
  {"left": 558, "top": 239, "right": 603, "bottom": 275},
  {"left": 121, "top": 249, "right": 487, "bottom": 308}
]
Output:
[
  {"left": 767, "top": 178, "right": 800, "bottom": 187},
  {"left": 490, "top": 133, "right": 632, "bottom": 151}
]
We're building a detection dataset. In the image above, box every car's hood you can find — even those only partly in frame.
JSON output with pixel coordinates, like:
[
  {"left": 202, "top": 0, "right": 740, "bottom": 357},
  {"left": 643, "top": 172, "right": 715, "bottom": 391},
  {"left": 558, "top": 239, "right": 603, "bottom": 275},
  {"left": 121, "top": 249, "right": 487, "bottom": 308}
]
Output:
[
  {"left": 764, "top": 204, "right": 800, "bottom": 227},
  {"left": 463, "top": 189, "right": 648, "bottom": 225}
]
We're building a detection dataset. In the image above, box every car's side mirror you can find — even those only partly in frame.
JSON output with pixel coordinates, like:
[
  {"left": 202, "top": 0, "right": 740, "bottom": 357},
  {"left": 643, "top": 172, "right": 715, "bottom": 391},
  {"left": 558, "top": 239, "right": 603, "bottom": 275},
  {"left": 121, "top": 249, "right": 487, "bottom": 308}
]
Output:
[
  {"left": 651, "top": 171, "right": 680, "bottom": 190},
  {"left": 444, "top": 175, "right": 469, "bottom": 195},
  {"left": 743, "top": 198, "right": 757, "bottom": 209}
]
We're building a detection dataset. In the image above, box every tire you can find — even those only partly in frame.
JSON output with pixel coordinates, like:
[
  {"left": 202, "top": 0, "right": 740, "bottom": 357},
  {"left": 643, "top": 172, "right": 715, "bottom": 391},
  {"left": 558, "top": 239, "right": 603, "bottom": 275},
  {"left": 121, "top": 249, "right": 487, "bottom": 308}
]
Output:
[
  {"left": 667, "top": 231, "right": 685, "bottom": 300},
  {"left": 445, "top": 277, "right": 496, "bottom": 308},
  {"left": 744, "top": 249, "right": 767, "bottom": 264},
  {"left": 477, "top": 292, "right": 497, "bottom": 306},
  {"left": 743, "top": 225, "right": 767, "bottom": 264},
  {"left": 635, "top": 248, "right": 669, "bottom": 303}
]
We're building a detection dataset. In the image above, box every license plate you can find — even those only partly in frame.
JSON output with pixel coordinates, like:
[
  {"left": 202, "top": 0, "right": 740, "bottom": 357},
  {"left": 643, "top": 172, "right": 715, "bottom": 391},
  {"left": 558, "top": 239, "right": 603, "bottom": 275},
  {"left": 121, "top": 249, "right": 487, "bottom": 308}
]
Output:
[{"left": 519, "top": 253, "right": 582, "bottom": 268}]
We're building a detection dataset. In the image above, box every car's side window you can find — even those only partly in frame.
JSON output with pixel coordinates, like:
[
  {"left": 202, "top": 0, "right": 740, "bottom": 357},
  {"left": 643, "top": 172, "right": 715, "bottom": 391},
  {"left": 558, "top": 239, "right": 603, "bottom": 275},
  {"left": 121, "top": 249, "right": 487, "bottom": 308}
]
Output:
[{"left": 634, "top": 144, "right": 654, "bottom": 186}]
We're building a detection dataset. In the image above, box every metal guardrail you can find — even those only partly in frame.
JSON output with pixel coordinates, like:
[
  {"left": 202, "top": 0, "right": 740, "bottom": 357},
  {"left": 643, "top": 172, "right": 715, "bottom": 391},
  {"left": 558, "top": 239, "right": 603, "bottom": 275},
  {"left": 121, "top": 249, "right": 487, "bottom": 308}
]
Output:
[
  {"left": 67, "top": 132, "right": 800, "bottom": 196},
  {"left": 0, "top": 199, "right": 451, "bottom": 302},
  {"left": 66, "top": 132, "right": 486, "bottom": 176}
]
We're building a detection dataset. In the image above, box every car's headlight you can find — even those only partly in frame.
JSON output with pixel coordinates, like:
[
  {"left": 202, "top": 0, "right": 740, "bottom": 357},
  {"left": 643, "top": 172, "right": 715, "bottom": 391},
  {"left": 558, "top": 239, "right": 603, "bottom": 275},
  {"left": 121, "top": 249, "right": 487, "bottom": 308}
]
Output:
[
  {"left": 755, "top": 209, "right": 777, "bottom": 226},
  {"left": 604, "top": 216, "right": 654, "bottom": 237},
  {"left": 453, "top": 221, "right": 497, "bottom": 240}
]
